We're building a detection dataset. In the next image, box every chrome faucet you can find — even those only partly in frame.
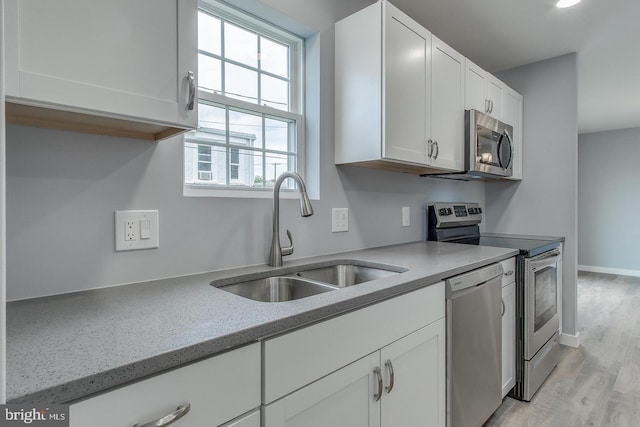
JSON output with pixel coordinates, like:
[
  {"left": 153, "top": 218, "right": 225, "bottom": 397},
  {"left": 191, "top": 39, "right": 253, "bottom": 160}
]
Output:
[{"left": 268, "top": 172, "right": 314, "bottom": 267}]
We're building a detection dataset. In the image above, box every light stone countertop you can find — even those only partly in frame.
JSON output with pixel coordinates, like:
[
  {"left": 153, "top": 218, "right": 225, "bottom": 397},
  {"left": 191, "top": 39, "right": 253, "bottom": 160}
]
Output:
[{"left": 6, "top": 241, "right": 518, "bottom": 404}]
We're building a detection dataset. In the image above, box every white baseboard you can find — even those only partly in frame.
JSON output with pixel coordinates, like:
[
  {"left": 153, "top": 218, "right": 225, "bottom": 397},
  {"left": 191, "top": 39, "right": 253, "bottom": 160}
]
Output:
[
  {"left": 578, "top": 265, "right": 640, "bottom": 278},
  {"left": 560, "top": 332, "right": 580, "bottom": 348}
]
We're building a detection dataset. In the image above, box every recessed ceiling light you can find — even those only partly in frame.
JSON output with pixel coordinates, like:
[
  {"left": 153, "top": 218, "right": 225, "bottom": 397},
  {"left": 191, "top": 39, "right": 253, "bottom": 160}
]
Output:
[{"left": 556, "top": 0, "right": 582, "bottom": 8}]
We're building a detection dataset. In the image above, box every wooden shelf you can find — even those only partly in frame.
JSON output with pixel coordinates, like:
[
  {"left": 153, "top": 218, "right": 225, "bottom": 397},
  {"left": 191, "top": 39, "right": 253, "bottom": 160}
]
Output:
[{"left": 6, "top": 102, "right": 189, "bottom": 142}]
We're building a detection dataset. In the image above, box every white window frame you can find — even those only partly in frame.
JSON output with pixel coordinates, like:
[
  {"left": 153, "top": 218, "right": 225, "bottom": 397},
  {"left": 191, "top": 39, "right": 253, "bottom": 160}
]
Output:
[{"left": 184, "top": 0, "right": 305, "bottom": 199}]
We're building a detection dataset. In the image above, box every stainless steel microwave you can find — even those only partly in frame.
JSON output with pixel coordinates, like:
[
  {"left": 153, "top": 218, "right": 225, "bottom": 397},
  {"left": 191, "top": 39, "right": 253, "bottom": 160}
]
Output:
[
  {"left": 465, "top": 109, "right": 513, "bottom": 178},
  {"left": 428, "top": 109, "right": 513, "bottom": 180}
]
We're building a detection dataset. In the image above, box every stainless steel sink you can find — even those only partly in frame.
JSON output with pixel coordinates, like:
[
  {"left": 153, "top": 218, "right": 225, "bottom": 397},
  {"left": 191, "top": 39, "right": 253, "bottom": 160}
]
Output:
[
  {"left": 218, "top": 276, "right": 336, "bottom": 302},
  {"left": 295, "top": 264, "right": 399, "bottom": 288}
]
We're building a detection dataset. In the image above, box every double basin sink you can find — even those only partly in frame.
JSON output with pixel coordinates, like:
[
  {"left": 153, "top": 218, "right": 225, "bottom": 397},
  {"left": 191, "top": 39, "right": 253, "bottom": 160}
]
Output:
[{"left": 212, "top": 262, "right": 405, "bottom": 302}]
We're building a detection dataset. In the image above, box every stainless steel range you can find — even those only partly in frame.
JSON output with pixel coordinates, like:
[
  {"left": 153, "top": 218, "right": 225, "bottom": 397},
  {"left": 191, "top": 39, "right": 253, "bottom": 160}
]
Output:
[{"left": 428, "top": 202, "right": 562, "bottom": 402}]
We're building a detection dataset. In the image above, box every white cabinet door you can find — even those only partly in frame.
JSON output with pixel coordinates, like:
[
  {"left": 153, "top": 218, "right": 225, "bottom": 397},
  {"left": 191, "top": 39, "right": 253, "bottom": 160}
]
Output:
[
  {"left": 503, "top": 87, "right": 524, "bottom": 180},
  {"left": 223, "top": 410, "right": 260, "bottom": 427},
  {"left": 263, "top": 352, "right": 381, "bottom": 427},
  {"left": 501, "top": 282, "right": 516, "bottom": 398},
  {"left": 486, "top": 75, "right": 505, "bottom": 120},
  {"left": 430, "top": 37, "right": 464, "bottom": 172},
  {"left": 382, "top": 2, "right": 431, "bottom": 165},
  {"left": 69, "top": 344, "right": 260, "bottom": 427},
  {"left": 381, "top": 318, "right": 446, "bottom": 427},
  {"left": 5, "top": 0, "right": 197, "bottom": 133},
  {"left": 465, "top": 59, "right": 488, "bottom": 113}
]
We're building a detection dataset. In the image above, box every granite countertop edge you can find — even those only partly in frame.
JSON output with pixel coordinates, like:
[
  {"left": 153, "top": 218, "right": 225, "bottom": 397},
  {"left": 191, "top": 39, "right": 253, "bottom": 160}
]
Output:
[{"left": 7, "top": 241, "right": 520, "bottom": 404}]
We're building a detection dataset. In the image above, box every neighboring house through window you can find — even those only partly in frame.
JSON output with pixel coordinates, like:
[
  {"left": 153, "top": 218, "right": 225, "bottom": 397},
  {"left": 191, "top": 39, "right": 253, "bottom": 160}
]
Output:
[{"left": 184, "top": 0, "right": 304, "bottom": 196}]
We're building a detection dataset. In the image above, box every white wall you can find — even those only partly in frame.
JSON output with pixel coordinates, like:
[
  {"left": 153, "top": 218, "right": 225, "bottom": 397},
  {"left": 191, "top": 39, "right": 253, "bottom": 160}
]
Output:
[
  {"left": 578, "top": 128, "right": 640, "bottom": 274},
  {"left": 485, "top": 54, "right": 579, "bottom": 337},
  {"left": 5, "top": 0, "right": 485, "bottom": 300}
]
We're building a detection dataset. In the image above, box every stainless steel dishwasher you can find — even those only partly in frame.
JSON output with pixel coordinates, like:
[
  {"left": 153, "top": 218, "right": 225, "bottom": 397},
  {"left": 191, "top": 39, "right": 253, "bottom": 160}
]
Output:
[{"left": 446, "top": 263, "right": 503, "bottom": 427}]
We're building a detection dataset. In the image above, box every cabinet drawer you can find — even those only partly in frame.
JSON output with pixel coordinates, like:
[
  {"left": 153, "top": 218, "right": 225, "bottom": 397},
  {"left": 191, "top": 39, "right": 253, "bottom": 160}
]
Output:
[
  {"left": 501, "top": 257, "right": 516, "bottom": 287},
  {"left": 70, "top": 343, "right": 260, "bottom": 427},
  {"left": 263, "top": 283, "right": 445, "bottom": 403}
]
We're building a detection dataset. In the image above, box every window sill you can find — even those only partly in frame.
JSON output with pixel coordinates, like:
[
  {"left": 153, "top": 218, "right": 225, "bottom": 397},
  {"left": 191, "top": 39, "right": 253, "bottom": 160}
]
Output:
[{"left": 184, "top": 185, "right": 315, "bottom": 199}]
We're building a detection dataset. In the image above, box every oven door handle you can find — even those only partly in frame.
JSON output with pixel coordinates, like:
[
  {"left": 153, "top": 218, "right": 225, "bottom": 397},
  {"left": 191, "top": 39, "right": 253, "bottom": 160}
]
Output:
[{"left": 529, "top": 250, "right": 561, "bottom": 270}]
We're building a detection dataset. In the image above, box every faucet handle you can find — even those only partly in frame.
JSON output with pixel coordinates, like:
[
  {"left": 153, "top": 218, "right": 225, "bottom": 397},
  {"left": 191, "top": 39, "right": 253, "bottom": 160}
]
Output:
[{"left": 281, "top": 229, "right": 294, "bottom": 256}]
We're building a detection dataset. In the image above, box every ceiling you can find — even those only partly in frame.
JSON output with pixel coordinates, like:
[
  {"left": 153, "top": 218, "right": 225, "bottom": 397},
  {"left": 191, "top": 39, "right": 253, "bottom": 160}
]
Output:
[{"left": 387, "top": 0, "right": 640, "bottom": 134}]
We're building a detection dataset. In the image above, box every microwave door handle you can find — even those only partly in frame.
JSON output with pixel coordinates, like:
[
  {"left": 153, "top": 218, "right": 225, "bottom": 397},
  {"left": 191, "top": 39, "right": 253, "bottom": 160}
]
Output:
[
  {"left": 504, "top": 129, "right": 513, "bottom": 169},
  {"left": 497, "top": 136, "right": 504, "bottom": 168}
]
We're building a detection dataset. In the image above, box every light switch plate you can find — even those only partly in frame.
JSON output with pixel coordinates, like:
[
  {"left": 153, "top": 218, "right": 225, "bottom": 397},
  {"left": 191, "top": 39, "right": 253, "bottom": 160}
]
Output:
[
  {"left": 402, "top": 207, "right": 410, "bottom": 227},
  {"left": 332, "top": 208, "right": 349, "bottom": 233},
  {"left": 115, "top": 210, "right": 159, "bottom": 251}
]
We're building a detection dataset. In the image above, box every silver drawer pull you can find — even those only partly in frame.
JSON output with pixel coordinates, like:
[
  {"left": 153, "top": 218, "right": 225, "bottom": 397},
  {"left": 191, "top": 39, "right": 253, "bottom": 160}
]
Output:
[
  {"left": 501, "top": 299, "right": 506, "bottom": 317},
  {"left": 133, "top": 403, "right": 191, "bottom": 427},
  {"left": 373, "top": 367, "right": 383, "bottom": 401},
  {"left": 504, "top": 270, "right": 514, "bottom": 276},
  {"left": 186, "top": 71, "right": 196, "bottom": 110}
]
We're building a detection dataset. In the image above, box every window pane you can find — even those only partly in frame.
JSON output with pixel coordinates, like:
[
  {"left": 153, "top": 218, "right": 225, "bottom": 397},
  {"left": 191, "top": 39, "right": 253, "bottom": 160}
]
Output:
[
  {"left": 185, "top": 143, "right": 227, "bottom": 184},
  {"left": 264, "top": 152, "right": 290, "bottom": 188},
  {"left": 261, "top": 75, "right": 289, "bottom": 111},
  {"left": 224, "top": 22, "right": 257, "bottom": 67},
  {"left": 265, "top": 118, "right": 291, "bottom": 152},
  {"left": 260, "top": 37, "right": 289, "bottom": 78},
  {"left": 198, "top": 11, "right": 221, "bottom": 55},
  {"left": 225, "top": 63, "right": 258, "bottom": 104},
  {"left": 198, "top": 103, "right": 226, "bottom": 138},
  {"left": 198, "top": 162, "right": 212, "bottom": 172},
  {"left": 228, "top": 148, "right": 263, "bottom": 187},
  {"left": 230, "top": 147, "right": 240, "bottom": 164},
  {"left": 198, "top": 54, "right": 222, "bottom": 94},
  {"left": 229, "top": 110, "right": 262, "bottom": 148}
]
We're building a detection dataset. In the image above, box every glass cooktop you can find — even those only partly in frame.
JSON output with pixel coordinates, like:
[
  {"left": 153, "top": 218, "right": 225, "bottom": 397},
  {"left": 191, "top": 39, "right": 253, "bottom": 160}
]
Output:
[{"left": 451, "top": 235, "right": 561, "bottom": 257}]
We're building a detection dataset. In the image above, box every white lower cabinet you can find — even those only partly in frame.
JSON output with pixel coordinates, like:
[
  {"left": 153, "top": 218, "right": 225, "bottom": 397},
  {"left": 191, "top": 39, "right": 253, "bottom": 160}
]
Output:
[
  {"left": 263, "top": 352, "right": 381, "bottom": 427},
  {"left": 501, "top": 281, "right": 516, "bottom": 398},
  {"left": 223, "top": 410, "right": 261, "bottom": 427},
  {"left": 264, "top": 319, "right": 445, "bottom": 427},
  {"left": 263, "top": 284, "right": 446, "bottom": 427},
  {"left": 380, "top": 319, "right": 446, "bottom": 427},
  {"left": 69, "top": 343, "right": 261, "bottom": 427}
]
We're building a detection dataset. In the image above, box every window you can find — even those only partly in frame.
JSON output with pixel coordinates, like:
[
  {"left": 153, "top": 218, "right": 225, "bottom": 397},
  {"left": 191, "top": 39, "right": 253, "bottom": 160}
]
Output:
[{"left": 185, "top": 1, "right": 304, "bottom": 195}]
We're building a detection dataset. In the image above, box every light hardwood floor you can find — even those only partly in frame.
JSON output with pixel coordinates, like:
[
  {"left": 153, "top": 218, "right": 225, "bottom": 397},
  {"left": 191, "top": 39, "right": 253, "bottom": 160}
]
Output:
[{"left": 485, "top": 271, "right": 640, "bottom": 427}]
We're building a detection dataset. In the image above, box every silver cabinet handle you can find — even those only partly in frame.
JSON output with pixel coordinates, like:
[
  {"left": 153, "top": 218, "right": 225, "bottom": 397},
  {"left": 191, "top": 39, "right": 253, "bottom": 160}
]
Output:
[
  {"left": 373, "top": 367, "right": 383, "bottom": 401},
  {"left": 385, "top": 360, "right": 395, "bottom": 394},
  {"left": 186, "top": 71, "right": 195, "bottom": 110},
  {"left": 433, "top": 141, "right": 439, "bottom": 160},
  {"left": 133, "top": 403, "right": 191, "bottom": 427},
  {"left": 501, "top": 299, "right": 506, "bottom": 317},
  {"left": 427, "top": 139, "right": 434, "bottom": 158},
  {"left": 505, "top": 270, "right": 514, "bottom": 277},
  {"left": 485, "top": 99, "right": 490, "bottom": 113},
  {"left": 490, "top": 100, "right": 494, "bottom": 113}
]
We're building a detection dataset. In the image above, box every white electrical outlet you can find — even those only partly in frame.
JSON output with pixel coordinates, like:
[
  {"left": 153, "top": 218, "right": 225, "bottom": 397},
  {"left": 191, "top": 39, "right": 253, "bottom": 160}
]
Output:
[
  {"left": 332, "top": 208, "right": 349, "bottom": 233},
  {"left": 402, "top": 207, "right": 410, "bottom": 227},
  {"left": 115, "top": 210, "right": 159, "bottom": 251},
  {"left": 125, "top": 220, "right": 136, "bottom": 241}
]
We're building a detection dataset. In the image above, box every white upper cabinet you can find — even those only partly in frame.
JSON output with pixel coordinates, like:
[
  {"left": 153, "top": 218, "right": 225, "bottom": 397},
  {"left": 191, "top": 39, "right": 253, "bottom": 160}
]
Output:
[
  {"left": 486, "top": 75, "right": 505, "bottom": 120},
  {"left": 382, "top": 3, "right": 431, "bottom": 165},
  {"left": 430, "top": 36, "right": 465, "bottom": 171},
  {"left": 465, "top": 59, "right": 506, "bottom": 120},
  {"left": 335, "top": 0, "right": 464, "bottom": 174},
  {"left": 5, "top": 0, "right": 197, "bottom": 141}
]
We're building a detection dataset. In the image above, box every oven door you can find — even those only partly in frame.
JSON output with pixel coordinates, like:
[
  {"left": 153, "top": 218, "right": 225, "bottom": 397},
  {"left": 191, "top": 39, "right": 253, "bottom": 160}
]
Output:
[{"left": 524, "top": 249, "right": 561, "bottom": 360}]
